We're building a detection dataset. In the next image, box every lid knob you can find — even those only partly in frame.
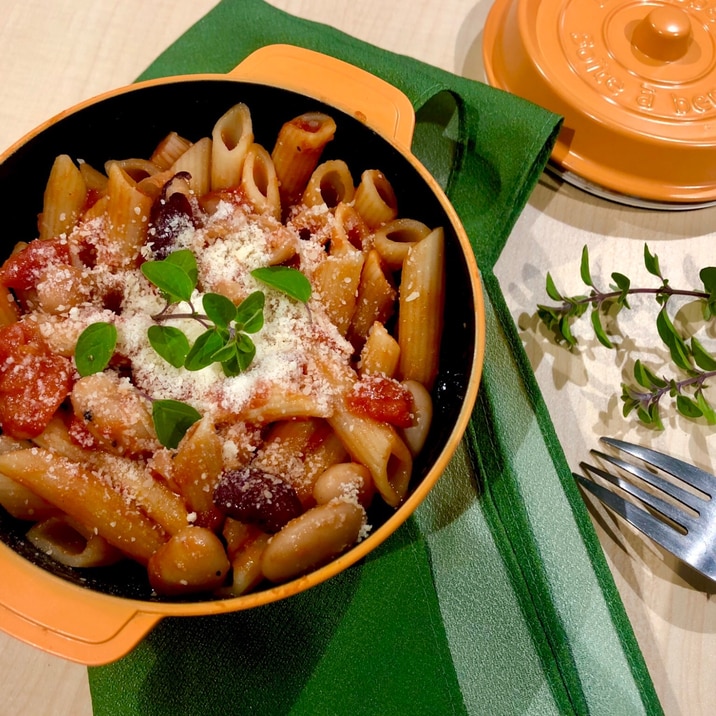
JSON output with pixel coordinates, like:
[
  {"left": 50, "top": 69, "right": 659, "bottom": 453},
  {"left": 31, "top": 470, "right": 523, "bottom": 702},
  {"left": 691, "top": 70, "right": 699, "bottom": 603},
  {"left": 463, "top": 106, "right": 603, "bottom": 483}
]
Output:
[{"left": 632, "top": 6, "right": 693, "bottom": 62}]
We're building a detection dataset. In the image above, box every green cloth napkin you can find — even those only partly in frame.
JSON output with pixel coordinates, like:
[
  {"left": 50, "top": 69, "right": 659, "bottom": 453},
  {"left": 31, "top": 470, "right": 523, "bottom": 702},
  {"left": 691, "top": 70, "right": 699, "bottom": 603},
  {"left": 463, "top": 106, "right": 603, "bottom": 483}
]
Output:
[{"left": 89, "top": 1, "right": 664, "bottom": 714}]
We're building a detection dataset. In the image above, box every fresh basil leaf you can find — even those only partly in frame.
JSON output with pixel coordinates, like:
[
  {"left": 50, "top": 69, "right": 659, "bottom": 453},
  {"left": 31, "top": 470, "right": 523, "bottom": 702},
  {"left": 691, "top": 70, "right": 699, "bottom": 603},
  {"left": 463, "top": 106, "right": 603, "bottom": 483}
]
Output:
[
  {"left": 147, "top": 325, "right": 190, "bottom": 368},
  {"left": 141, "top": 260, "right": 195, "bottom": 303},
  {"left": 75, "top": 322, "right": 117, "bottom": 376},
  {"left": 203, "top": 293, "right": 237, "bottom": 329},
  {"left": 152, "top": 399, "right": 201, "bottom": 449},
  {"left": 184, "top": 329, "right": 226, "bottom": 371},
  {"left": 251, "top": 266, "right": 311, "bottom": 303},
  {"left": 235, "top": 291, "right": 265, "bottom": 333}
]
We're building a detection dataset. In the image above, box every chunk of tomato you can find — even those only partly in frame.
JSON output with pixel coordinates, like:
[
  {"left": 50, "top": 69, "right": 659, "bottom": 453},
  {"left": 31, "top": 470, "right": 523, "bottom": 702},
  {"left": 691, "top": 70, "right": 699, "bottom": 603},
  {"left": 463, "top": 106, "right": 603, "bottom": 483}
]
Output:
[
  {"left": 345, "top": 374, "right": 414, "bottom": 428},
  {"left": 0, "top": 322, "right": 73, "bottom": 439},
  {"left": 0, "top": 238, "right": 71, "bottom": 291}
]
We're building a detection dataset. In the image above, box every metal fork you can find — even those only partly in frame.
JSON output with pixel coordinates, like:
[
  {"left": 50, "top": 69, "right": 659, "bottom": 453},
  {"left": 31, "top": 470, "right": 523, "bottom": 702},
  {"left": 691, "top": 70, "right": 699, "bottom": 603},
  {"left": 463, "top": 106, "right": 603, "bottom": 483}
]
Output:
[{"left": 575, "top": 438, "right": 716, "bottom": 582}]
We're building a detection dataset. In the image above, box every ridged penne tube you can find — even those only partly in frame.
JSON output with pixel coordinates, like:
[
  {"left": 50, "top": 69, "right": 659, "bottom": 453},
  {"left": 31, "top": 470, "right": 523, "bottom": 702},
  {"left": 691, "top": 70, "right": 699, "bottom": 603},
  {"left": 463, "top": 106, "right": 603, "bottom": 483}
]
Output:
[
  {"left": 78, "top": 161, "right": 108, "bottom": 193},
  {"left": 150, "top": 131, "right": 193, "bottom": 170},
  {"left": 172, "top": 416, "right": 224, "bottom": 529},
  {"left": 211, "top": 102, "right": 253, "bottom": 190},
  {"left": 302, "top": 160, "right": 355, "bottom": 208},
  {"left": 38, "top": 154, "right": 87, "bottom": 240},
  {"left": 312, "top": 251, "right": 365, "bottom": 335},
  {"left": 373, "top": 218, "right": 431, "bottom": 270},
  {"left": 26, "top": 515, "right": 123, "bottom": 568},
  {"left": 333, "top": 202, "right": 370, "bottom": 254},
  {"left": 359, "top": 321, "right": 401, "bottom": 378},
  {"left": 105, "top": 158, "right": 161, "bottom": 183},
  {"left": 105, "top": 163, "right": 153, "bottom": 266},
  {"left": 0, "top": 472, "right": 59, "bottom": 521},
  {"left": 348, "top": 249, "right": 397, "bottom": 347},
  {"left": 272, "top": 112, "right": 337, "bottom": 206},
  {"left": 96, "top": 454, "right": 191, "bottom": 537},
  {"left": 353, "top": 169, "right": 398, "bottom": 229},
  {"left": 240, "top": 143, "right": 281, "bottom": 220},
  {"left": 0, "top": 448, "right": 166, "bottom": 563},
  {"left": 397, "top": 227, "right": 446, "bottom": 389},
  {"left": 328, "top": 409, "right": 412, "bottom": 507},
  {"left": 171, "top": 136, "right": 212, "bottom": 196},
  {"left": 31, "top": 418, "right": 190, "bottom": 537},
  {"left": 322, "top": 365, "right": 412, "bottom": 507}
]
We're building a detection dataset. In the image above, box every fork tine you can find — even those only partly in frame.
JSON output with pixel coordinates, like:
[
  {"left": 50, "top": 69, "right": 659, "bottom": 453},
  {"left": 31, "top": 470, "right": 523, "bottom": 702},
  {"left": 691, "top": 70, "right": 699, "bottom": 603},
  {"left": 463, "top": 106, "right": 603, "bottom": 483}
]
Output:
[
  {"left": 575, "top": 472, "right": 690, "bottom": 564},
  {"left": 601, "top": 438, "right": 716, "bottom": 497},
  {"left": 591, "top": 448, "right": 705, "bottom": 517},
  {"left": 581, "top": 458, "right": 696, "bottom": 531}
]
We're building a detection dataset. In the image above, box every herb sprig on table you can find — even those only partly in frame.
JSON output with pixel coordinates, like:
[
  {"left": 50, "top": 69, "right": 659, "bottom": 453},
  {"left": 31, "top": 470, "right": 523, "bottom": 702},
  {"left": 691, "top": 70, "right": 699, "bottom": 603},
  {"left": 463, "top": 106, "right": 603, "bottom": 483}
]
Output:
[
  {"left": 537, "top": 244, "right": 716, "bottom": 429},
  {"left": 74, "top": 249, "right": 312, "bottom": 448}
]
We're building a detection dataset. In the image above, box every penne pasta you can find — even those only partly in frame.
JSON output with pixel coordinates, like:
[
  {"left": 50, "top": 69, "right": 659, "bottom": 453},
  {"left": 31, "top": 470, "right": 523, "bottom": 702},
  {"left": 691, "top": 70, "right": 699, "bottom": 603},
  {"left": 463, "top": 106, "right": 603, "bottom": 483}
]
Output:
[
  {"left": 38, "top": 154, "right": 87, "bottom": 241},
  {"left": 240, "top": 143, "right": 281, "bottom": 220},
  {"left": 353, "top": 169, "right": 399, "bottom": 229},
  {"left": 0, "top": 448, "right": 166, "bottom": 564},
  {"left": 302, "top": 159, "right": 355, "bottom": 208},
  {"left": 211, "top": 102, "right": 253, "bottom": 191},
  {"left": 397, "top": 227, "right": 446, "bottom": 390},
  {"left": 271, "top": 112, "right": 337, "bottom": 207},
  {"left": 0, "top": 103, "right": 448, "bottom": 596}
]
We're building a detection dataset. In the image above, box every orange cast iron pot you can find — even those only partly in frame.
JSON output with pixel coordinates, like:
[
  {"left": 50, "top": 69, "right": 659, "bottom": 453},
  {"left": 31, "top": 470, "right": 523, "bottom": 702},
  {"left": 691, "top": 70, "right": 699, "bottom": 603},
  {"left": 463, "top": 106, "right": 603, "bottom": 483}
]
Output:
[{"left": 0, "top": 45, "right": 485, "bottom": 665}]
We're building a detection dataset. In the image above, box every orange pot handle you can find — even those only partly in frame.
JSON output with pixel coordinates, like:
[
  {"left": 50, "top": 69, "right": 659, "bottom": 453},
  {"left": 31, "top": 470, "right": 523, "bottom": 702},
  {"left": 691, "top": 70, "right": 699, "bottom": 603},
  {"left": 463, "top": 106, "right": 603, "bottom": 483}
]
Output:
[
  {"left": 0, "top": 544, "right": 160, "bottom": 665},
  {"left": 229, "top": 44, "right": 416, "bottom": 150}
]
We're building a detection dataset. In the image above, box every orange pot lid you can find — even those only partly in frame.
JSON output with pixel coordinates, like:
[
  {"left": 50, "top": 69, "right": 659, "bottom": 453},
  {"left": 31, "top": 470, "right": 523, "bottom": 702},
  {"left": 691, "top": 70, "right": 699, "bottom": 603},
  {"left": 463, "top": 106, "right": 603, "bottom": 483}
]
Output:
[{"left": 483, "top": 0, "right": 716, "bottom": 207}]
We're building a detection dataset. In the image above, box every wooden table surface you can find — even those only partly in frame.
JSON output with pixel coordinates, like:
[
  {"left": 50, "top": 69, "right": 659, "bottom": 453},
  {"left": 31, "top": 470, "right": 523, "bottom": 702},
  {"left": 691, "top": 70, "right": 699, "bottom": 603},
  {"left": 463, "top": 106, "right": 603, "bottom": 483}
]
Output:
[{"left": 1, "top": 1, "right": 714, "bottom": 714}]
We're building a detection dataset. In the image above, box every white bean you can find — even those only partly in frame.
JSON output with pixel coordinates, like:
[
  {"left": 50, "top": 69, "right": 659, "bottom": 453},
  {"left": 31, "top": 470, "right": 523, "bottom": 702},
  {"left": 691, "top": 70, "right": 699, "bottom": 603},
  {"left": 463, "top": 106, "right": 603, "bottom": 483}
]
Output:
[
  {"left": 312, "top": 463, "right": 374, "bottom": 507},
  {"left": 261, "top": 500, "right": 365, "bottom": 583},
  {"left": 400, "top": 380, "right": 433, "bottom": 456}
]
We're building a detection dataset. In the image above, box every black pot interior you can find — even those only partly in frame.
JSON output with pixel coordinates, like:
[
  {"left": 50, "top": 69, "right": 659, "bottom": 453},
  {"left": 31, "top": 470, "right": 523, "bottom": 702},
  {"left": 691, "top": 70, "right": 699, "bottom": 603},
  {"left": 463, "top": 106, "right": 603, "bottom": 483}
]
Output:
[{"left": 0, "top": 79, "right": 477, "bottom": 602}]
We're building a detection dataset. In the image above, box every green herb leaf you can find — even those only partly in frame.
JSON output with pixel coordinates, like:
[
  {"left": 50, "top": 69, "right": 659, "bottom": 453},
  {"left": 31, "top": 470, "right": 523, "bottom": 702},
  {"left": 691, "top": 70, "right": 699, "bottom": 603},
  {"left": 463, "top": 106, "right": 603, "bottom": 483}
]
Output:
[
  {"left": 643, "top": 244, "right": 662, "bottom": 279},
  {"left": 235, "top": 291, "right": 265, "bottom": 333},
  {"left": 579, "top": 246, "right": 593, "bottom": 287},
  {"left": 152, "top": 399, "right": 201, "bottom": 449},
  {"left": 676, "top": 394, "right": 703, "bottom": 419},
  {"left": 164, "top": 249, "right": 198, "bottom": 285},
  {"left": 147, "top": 325, "right": 190, "bottom": 368},
  {"left": 75, "top": 322, "right": 117, "bottom": 376},
  {"left": 141, "top": 259, "right": 196, "bottom": 303},
  {"left": 251, "top": 266, "right": 312, "bottom": 303},
  {"left": 544, "top": 273, "right": 562, "bottom": 302},
  {"left": 590, "top": 309, "right": 613, "bottom": 348},
  {"left": 184, "top": 329, "right": 226, "bottom": 371},
  {"left": 691, "top": 336, "right": 716, "bottom": 371},
  {"left": 202, "top": 293, "right": 237, "bottom": 329},
  {"left": 655, "top": 307, "right": 692, "bottom": 372},
  {"left": 696, "top": 391, "right": 716, "bottom": 424}
]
